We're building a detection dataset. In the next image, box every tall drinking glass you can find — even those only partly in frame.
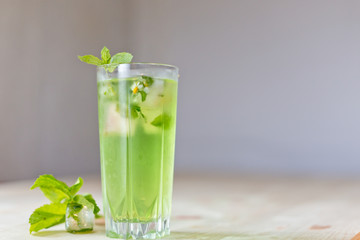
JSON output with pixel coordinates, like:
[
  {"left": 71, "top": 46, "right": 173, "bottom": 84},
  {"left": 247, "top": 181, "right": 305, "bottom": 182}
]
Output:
[{"left": 97, "top": 63, "right": 179, "bottom": 239}]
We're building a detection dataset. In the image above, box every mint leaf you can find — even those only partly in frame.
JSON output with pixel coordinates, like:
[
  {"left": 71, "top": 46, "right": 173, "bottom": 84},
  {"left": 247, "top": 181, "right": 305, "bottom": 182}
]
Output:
[
  {"left": 131, "top": 105, "right": 146, "bottom": 121},
  {"left": 151, "top": 114, "right": 171, "bottom": 129},
  {"left": 104, "top": 63, "right": 118, "bottom": 73},
  {"left": 31, "top": 175, "right": 71, "bottom": 203},
  {"left": 38, "top": 187, "right": 69, "bottom": 204},
  {"left": 83, "top": 194, "right": 100, "bottom": 215},
  {"left": 66, "top": 202, "right": 83, "bottom": 223},
  {"left": 130, "top": 105, "right": 140, "bottom": 119},
  {"left": 69, "top": 177, "right": 83, "bottom": 196},
  {"left": 72, "top": 195, "right": 94, "bottom": 213},
  {"left": 29, "top": 203, "right": 67, "bottom": 233},
  {"left": 67, "top": 194, "right": 99, "bottom": 223},
  {"left": 101, "top": 46, "right": 111, "bottom": 64},
  {"left": 141, "top": 76, "right": 154, "bottom": 86},
  {"left": 139, "top": 91, "right": 147, "bottom": 102},
  {"left": 110, "top": 52, "right": 133, "bottom": 64},
  {"left": 67, "top": 194, "right": 95, "bottom": 224},
  {"left": 78, "top": 55, "right": 103, "bottom": 66}
]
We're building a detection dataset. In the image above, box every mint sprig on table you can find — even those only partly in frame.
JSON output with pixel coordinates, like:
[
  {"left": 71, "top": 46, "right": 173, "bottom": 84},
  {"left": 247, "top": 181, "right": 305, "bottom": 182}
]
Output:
[{"left": 29, "top": 175, "right": 100, "bottom": 233}]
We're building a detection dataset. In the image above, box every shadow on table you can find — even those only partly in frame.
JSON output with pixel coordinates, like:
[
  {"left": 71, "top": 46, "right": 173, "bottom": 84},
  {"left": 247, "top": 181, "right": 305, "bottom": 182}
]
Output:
[
  {"left": 163, "top": 231, "right": 339, "bottom": 240},
  {"left": 32, "top": 231, "right": 258, "bottom": 239},
  {"left": 163, "top": 231, "right": 279, "bottom": 240},
  {"left": 31, "top": 227, "right": 106, "bottom": 237},
  {"left": 32, "top": 229, "right": 338, "bottom": 239},
  {"left": 32, "top": 230, "right": 66, "bottom": 237}
]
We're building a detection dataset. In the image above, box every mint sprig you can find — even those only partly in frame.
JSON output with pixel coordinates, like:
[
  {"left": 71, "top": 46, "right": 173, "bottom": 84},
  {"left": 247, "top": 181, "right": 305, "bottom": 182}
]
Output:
[
  {"left": 78, "top": 46, "right": 133, "bottom": 71},
  {"left": 29, "top": 175, "right": 100, "bottom": 233},
  {"left": 80, "top": 47, "right": 156, "bottom": 122}
]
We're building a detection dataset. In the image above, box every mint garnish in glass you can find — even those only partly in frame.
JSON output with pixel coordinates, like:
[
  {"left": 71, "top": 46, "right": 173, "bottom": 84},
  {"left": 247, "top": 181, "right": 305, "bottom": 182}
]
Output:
[
  {"left": 78, "top": 46, "right": 133, "bottom": 72},
  {"left": 79, "top": 47, "right": 154, "bottom": 121}
]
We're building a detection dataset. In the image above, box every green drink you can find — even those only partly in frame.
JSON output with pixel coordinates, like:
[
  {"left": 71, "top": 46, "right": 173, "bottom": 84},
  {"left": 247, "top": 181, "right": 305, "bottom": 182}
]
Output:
[{"left": 97, "top": 64, "right": 178, "bottom": 239}]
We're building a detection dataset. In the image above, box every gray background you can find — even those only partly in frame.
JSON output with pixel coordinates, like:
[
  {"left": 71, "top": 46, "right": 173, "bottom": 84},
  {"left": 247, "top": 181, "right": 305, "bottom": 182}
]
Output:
[{"left": 1, "top": 0, "right": 360, "bottom": 181}]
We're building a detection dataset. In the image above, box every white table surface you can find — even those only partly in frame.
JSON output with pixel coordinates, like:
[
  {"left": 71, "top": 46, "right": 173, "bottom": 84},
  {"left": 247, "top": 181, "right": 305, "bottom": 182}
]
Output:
[{"left": 1, "top": 174, "right": 360, "bottom": 240}]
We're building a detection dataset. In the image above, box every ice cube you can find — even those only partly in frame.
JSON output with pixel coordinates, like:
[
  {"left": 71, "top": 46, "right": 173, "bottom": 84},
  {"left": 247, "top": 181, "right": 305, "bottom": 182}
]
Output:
[
  {"left": 105, "top": 104, "right": 133, "bottom": 135},
  {"left": 65, "top": 204, "right": 94, "bottom": 232},
  {"left": 141, "top": 80, "right": 165, "bottom": 108}
]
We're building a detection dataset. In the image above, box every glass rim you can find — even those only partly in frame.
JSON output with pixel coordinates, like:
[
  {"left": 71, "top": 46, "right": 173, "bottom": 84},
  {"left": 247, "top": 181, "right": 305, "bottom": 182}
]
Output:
[{"left": 97, "top": 62, "right": 179, "bottom": 71}]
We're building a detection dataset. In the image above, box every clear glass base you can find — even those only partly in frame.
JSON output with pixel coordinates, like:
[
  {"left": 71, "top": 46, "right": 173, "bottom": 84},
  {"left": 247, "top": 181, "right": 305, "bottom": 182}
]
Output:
[{"left": 105, "top": 216, "right": 170, "bottom": 239}]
